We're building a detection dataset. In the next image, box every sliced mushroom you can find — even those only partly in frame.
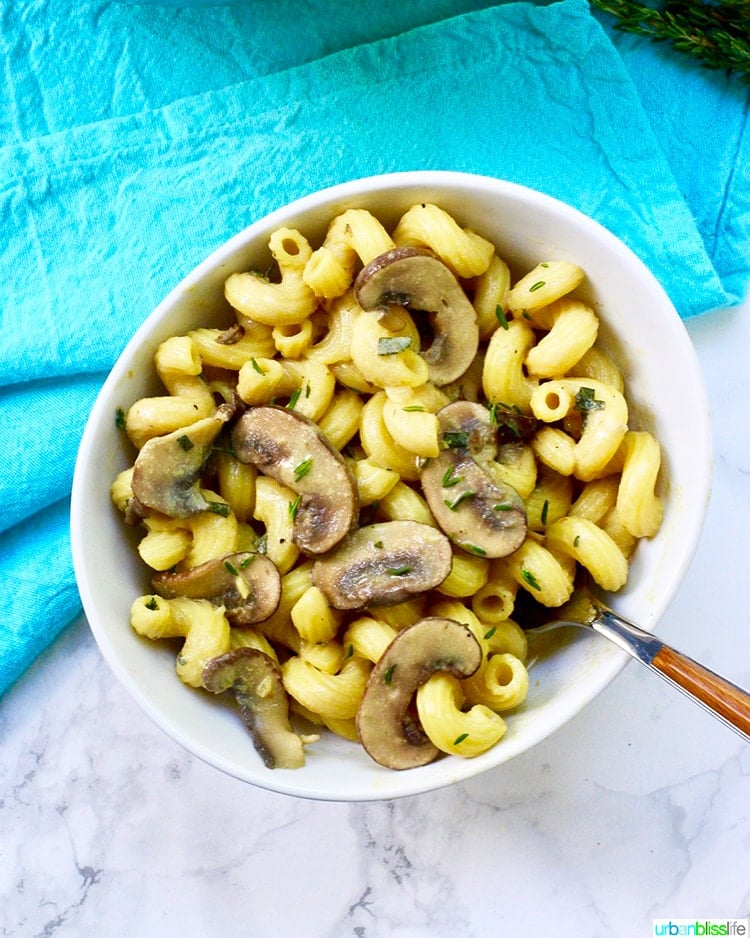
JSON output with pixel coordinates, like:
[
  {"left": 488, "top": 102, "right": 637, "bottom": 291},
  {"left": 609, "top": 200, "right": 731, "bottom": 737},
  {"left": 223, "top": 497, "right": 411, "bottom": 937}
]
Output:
[
  {"left": 356, "top": 617, "right": 482, "bottom": 769},
  {"left": 420, "top": 402, "right": 528, "bottom": 558},
  {"left": 436, "top": 400, "right": 498, "bottom": 463},
  {"left": 152, "top": 551, "right": 281, "bottom": 625},
  {"left": 202, "top": 648, "right": 308, "bottom": 769},
  {"left": 354, "top": 246, "right": 479, "bottom": 386},
  {"left": 311, "top": 520, "right": 452, "bottom": 610},
  {"left": 231, "top": 405, "right": 358, "bottom": 555},
  {"left": 131, "top": 408, "right": 231, "bottom": 517},
  {"left": 421, "top": 451, "right": 527, "bottom": 559}
]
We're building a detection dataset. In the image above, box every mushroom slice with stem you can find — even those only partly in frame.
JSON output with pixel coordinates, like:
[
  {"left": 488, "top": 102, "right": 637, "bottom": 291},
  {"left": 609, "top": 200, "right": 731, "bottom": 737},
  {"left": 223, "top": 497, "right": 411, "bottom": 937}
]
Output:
[
  {"left": 202, "top": 648, "right": 312, "bottom": 769},
  {"left": 420, "top": 401, "right": 528, "bottom": 559},
  {"left": 354, "top": 246, "right": 480, "bottom": 386},
  {"left": 311, "top": 520, "right": 452, "bottom": 610},
  {"left": 356, "top": 617, "right": 482, "bottom": 770},
  {"left": 152, "top": 551, "right": 281, "bottom": 626},
  {"left": 131, "top": 407, "right": 231, "bottom": 518},
  {"left": 421, "top": 451, "right": 527, "bottom": 559},
  {"left": 231, "top": 405, "right": 359, "bottom": 555}
]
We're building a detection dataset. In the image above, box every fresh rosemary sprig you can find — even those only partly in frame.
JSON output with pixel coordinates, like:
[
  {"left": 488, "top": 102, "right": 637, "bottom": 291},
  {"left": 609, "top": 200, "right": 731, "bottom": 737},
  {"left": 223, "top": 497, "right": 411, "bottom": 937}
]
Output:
[{"left": 590, "top": 0, "right": 750, "bottom": 80}]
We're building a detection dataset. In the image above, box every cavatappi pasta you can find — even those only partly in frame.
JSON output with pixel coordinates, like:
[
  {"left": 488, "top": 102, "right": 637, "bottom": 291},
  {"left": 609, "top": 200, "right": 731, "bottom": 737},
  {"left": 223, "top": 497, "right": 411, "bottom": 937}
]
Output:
[{"left": 113, "top": 202, "right": 664, "bottom": 771}]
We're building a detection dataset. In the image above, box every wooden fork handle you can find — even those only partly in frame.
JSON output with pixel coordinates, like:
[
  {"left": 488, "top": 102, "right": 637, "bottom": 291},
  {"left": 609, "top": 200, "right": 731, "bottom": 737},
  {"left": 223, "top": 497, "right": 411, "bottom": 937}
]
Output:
[
  {"left": 595, "top": 610, "right": 750, "bottom": 742},
  {"left": 650, "top": 645, "right": 750, "bottom": 739}
]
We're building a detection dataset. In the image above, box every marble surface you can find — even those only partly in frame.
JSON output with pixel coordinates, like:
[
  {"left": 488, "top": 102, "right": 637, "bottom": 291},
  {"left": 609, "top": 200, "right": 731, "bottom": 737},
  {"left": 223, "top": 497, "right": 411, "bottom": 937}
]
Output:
[{"left": 2, "top": 298, "right": 749, "bottom": 938}]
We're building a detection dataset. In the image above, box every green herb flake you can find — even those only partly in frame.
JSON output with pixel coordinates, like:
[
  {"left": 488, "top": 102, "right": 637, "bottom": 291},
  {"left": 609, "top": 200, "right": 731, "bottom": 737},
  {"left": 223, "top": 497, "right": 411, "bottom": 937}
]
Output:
[
  {"left": 493, "top": 502, "right": 513, "bottom": 512},
  {"left": 483, "top": 626, "right": 497, "bottom": 641},
  {"left": 207, "top": 501, "right": 231, "bottom": 517},
  {"left": 529, "top": 280, "right": 546, "bottom": 293},
  {"left": 402, "top": 405, "right": 425, "bottom": 412},
  {"left": 289, "top": 494, "right": 302, "bottom": 520},
  {"left": 384, "top": 664, "right": 397, "bottom": 685},
  {"left": 145, "top": 596, "right": 159, "bottom": 611},
  {"left": 115, "top": 407, "right": 126, "bottom": 430},
  {"left": 294, "top": 458, "right": 313, "bottom": 481},
  {"left": 345, "top": 644, "right": 354, "bottom": 659},
  {"left": 574, "top": 386, "right": 605, "bottom": 415},
  {"left": 177, "top": 434, "right": 194, "bottom": 451},
  {"left": 573, "top": 535, "right": 581, "bottom": 548},
  {"left": 378, "top": 336, "right": 412, "bottom": 356},
  {"left": 287, "top": 387, "right": 302, "bottom": 410},
  {"left": 495, "top": 305, "right": 510, "bottom": 330},
  {"left": 444, "top": 490, "right": 476, "bottom": 511},
  {"left": 387, "top": 565, "right": 412, "bottom": 577},
  {"left": 250, "top": 357, "right": 265, "bottom": 375},
  {"left": 464, "top": 542, "right": 487, "bottom": 556},
  {"left": 224, "top": 560, "right": 239, "bottom": 576},
  {"left": 521, "top": 568, "right": 542, "bottom": 591},
  {"left": 443, "top": 429, "right": 470, "bottom": 450},
  {"left": 239, "top": 555, "right": 255, "bottom": 569},
  {"left": 442, "top": 466, "right": 464, "bottom": 488},
  {"left": 453, "top": 733, "right": 469, "bottom": 746},
  {"left": 541, "top": 499, "right": 550, "bottom": 526},
  {"left": 373, "top": 540, "right": 384, "bottom": 549}
]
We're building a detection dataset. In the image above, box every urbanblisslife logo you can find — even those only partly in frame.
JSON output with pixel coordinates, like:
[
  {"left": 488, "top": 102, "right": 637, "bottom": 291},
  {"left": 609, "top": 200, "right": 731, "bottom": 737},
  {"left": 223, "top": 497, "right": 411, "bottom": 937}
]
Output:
[{"left": 653, "top": 921, "right": 748, "bottom": 937}]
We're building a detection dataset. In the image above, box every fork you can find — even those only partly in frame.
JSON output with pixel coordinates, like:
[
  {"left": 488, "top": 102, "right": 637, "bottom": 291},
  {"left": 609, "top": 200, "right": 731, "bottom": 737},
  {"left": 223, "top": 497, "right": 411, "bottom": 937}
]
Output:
[{"left": 527, "top": 580, "right": 750, "bottom": 741}]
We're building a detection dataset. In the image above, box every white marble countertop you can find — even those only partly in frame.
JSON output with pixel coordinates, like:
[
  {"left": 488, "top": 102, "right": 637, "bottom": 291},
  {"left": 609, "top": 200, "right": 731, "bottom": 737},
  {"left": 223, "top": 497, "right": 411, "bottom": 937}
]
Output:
[{"left": 2, "top": 297, "right": 749, "bottom": 938}]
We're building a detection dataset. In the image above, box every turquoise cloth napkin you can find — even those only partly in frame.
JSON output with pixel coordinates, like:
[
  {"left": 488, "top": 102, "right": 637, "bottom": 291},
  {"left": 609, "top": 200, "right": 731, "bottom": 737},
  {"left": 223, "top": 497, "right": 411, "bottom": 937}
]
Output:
[{"left": 1, "top": 0, "right": 748, "bottom": 696}]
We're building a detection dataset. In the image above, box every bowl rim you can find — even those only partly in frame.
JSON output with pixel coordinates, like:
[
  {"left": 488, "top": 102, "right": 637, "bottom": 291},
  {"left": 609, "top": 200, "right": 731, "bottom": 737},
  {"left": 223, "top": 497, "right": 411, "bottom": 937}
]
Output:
[{"left": 71, "top": 170, "right": 712, "bottom": 801}]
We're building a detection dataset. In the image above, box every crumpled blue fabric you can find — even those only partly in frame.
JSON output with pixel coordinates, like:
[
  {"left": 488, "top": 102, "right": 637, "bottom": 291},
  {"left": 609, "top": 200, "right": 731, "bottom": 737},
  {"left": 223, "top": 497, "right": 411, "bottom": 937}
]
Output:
[{"left": 1, "top": 0, "right": 748, "bottom": 696}]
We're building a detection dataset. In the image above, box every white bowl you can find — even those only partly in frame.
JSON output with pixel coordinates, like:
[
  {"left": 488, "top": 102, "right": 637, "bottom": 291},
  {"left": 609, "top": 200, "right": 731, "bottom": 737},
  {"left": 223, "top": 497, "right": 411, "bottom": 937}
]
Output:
[{"left": 71, "top": 171, "right": 711, "bottom": 801}]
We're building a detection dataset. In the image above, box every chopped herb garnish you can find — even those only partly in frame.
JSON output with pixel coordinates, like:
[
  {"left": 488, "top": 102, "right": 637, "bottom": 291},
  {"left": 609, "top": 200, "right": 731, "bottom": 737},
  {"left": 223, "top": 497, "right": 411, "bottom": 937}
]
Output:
[
  {"left": 387, "top": 565, "right": 412, "bottom": 576},
  {"left": 239, "top": 555, "right": 255, "bottom": 569},
  {"left": 453, "top": 733, "right": 469, "bottom": 745},
  {"left": 305, "top": 382, "right": 311, "bottom": 398},
  {"left": 573, "top": 535, "right": 581, "bottom": 548},
  {"left": 529, "top": 280, "right": 546, "bottom": 293},
  {"left": 443, "top": 429, "right": 470, "bottom": 450},
  {"left": 289, "top": 494, "right": 302, "bottom": 520},
  {"left": 250, "top": 357, "right": 265, "bottom": 375},
  {"left": 374, "top": 540, "right": 384, "bottom": 549},
  {"left": 444, "top": 490, "right": 476, "bottom": 511},
  {"left": 402, "top": 405, "right": 425, "bottom": 412},
  {"left": 384, "top": 664, "right": 397, "bottom": 685},
  {"left": 493, "top": 502, "right": 513, "bottom": 512},
  {"left": 115, "top": 407, "right": 126, "bottom": 430},
  {"left": 541, "top": 499, "right": 549, "bottom": 526},
  {"left": 442, "top": 465, "right": 463, "bottom": 488},
  {"left": 294, "top": 458, "right": 313, "bottom": 481},
  {"left": 521, "top": 568, "right": 542, "bottom": 591},
  {"left": 177, "top": 434, "right": 194, "bottom": 451},
  {"left": 464, "top": 542, "right": 487, "bottom": 556},
  {"left": 540, "top": 262, "right": 550, "bottom": 268},
  {"left": 224, "top": 560, "right": 239, "bottom": 576},
  {"left": 483, "top": 626, "right": 497, "bottom": 641},
  {"left": 345, "top": 644, "right": 354, "bottom": 659},
  {"left": 574, "top": 386, "right": 605, "bottom": 415},
  {"left": 145, "top": 596, "right": 159, "bottom": 611},
  {"left": 378, "top": 336, "right": 412, "bottom": 356},
  {"left": 207, "top": 501, "right": 231, "bottom": 517},
  {"left": 287, "top": 387, "right": 302, "bottom": 410},
  {"left": 495, "top": 305, "right": 510, "bottom": 330}
]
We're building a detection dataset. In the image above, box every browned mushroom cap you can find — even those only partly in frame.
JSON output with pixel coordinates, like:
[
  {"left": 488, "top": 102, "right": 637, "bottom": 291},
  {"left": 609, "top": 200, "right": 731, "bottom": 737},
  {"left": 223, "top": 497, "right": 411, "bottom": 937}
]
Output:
[
  {"left": 420, "top": 401, "right": 527, "bottom": 558},
  {"left": 131, "top": 408, "right": 231, "bottom": 518},
  {"left": 311, "top": 520, "right": 452, "bottom": 610},
  {"left": 152, "top": 551, "right": 281, "bottom": 625},
  {"left": 354, "top": 246, "right": 480, "bottom": 386},
  {"left": 421, "top": 451, "right": 527, "bottom": 559},
  {"left": 230, "top": 405, "right": 358, "bottom": 555},
  {"left": 202, "top": 648, "right": 307, "bottom": 769},
  {"left": 356, "top": 617, "right": 482, "bottom": 769}
]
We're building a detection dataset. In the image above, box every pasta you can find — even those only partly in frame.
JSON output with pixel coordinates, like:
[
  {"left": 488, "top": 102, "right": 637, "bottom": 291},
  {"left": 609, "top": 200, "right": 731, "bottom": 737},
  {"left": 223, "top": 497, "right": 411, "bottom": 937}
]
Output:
[{"left": 112, "top": 200, "right": 664, "bottom": 772}]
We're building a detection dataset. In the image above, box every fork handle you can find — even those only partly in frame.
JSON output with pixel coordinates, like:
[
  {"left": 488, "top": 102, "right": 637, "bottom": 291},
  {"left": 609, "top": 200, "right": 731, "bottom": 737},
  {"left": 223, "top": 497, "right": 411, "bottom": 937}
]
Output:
[{"left": 595, "top": 610, "right": 750, "bottom": 741}]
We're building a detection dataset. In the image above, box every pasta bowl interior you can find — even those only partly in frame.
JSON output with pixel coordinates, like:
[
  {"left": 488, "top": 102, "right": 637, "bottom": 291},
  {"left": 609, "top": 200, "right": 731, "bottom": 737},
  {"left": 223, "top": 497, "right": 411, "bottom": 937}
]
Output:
[{"left": 71, "top": 171, "right": 711, "bottom": 801}]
